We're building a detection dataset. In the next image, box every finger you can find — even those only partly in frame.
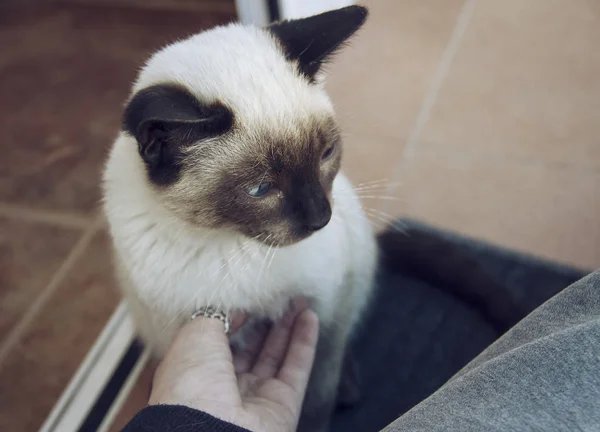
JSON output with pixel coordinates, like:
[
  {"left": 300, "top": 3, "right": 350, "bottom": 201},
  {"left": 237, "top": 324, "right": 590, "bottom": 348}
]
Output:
[
  {"left": 232, "top": 319, "right": 271, "bottom": 374},
  {"left": 276, "top": 309, "right": 319, "bottom": 406},
  {"left": 149, "top": 316, "right": 239, "bottom": 406},
  {"left": 251, "top": 299, "right": 308, "bottom": 379},
  {"left": 229, "top": 311, "right": 249, "bottom": 335}
]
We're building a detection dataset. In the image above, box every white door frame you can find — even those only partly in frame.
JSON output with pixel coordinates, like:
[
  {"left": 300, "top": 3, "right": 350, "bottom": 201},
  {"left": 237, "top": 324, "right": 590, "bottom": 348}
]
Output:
[{"left": 235, "top": 0, "right": 354, "bottom": 25}]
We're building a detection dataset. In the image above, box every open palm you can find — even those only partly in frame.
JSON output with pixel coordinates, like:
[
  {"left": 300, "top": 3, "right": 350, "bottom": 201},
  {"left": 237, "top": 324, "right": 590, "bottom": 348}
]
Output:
[{"left": 150, "top": 304, "right": 319, "bottom": 432}]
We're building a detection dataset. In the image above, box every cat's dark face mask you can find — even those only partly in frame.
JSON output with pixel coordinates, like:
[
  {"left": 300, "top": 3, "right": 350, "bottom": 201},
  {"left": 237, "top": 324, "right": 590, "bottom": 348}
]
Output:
[
  {"left": 122, "top": 83, "right": 342, "bottom": 246},
  {"left": 121, "top": 6, "right": 366, "bottom": 246},
  {"left": 208, "top": 119, "right": 343, "bottom": 246}
]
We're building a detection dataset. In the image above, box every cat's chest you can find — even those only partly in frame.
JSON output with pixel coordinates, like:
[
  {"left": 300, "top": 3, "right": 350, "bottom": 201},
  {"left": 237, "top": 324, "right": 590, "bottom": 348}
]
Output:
[
  {"left": 140, "top": 225, "right": 348, "bottom": 317},
  {"left": 204, "top": 243, "right": 345, "bottom": 313}
]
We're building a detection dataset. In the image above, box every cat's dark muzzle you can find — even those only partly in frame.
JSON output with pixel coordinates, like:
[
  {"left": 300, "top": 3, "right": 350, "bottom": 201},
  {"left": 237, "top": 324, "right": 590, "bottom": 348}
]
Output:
[{"left": 287, "top": 183, "right": 332, "bottom": 235}]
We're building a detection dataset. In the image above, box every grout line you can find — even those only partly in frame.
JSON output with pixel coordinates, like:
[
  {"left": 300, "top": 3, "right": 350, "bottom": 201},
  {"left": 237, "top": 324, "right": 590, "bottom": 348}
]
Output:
[
  {"left": 0, "top": 217, "right": 103, "bottom": 369},
  {"left": 382, "top": 0, "right": 477, "bottom": 214},
  {"left": 0, "top": 203, "right": 93, "bottom": 230},
  {"left": 417, "top": 141, "right": 600, "bottom": 174}
]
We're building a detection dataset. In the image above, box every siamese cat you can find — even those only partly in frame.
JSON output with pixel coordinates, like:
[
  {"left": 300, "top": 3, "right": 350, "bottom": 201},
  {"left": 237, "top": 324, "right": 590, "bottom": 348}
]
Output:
[{"left": 103, "top": 6, "right": 375, "bottom": 431}]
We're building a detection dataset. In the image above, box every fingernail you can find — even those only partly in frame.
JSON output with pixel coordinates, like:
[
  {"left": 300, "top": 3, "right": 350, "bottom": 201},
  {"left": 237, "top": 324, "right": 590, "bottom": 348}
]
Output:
[
  {"left": 291, "top": 297, "right": 308, "bottom": 312},
  {"left": 281, "top": 306, "right": 299, "bottom": 326}
]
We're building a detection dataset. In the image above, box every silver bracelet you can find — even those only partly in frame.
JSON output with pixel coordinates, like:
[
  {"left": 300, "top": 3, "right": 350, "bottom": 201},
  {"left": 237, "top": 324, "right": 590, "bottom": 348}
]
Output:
[{"left": 190, "top": 306, "right": 230, "bottom": 334}]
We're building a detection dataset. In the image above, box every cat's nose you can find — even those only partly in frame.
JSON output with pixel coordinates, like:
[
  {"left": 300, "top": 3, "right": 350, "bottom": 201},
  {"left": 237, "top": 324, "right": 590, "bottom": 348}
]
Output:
[
  {"left": 290, "top": 181, "right": 332, "bottom": 233},
  {"left": 306, "top": 207, "right": 331, "bottom": 232}
]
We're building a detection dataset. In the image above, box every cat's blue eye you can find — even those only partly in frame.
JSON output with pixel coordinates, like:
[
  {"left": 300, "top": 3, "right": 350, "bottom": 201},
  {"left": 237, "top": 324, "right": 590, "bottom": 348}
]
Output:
[
  {"left": 246, "top": 182, "right": 272, "bottom": 197},
  {"left": 322, "top": 143, "right": 336, "bottom": 160}
]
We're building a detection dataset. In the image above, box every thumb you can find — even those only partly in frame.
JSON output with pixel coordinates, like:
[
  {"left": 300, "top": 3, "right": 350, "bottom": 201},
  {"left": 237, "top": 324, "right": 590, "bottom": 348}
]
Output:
[
  {"left": 177, "top": 316, "right": 233, "bottom": 367},
  {"left": 150, "top": 314, "right": 244, "bottom": 406}
]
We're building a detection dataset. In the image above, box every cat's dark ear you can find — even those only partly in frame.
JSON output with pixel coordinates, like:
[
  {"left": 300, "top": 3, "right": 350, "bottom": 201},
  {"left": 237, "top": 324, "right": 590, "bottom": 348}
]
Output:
[
  {"left": 268, "top": 5, "right": 368, "bottom": 81},
  {"left": 122, "top": 84, "right": 233, "bottom": 186}
]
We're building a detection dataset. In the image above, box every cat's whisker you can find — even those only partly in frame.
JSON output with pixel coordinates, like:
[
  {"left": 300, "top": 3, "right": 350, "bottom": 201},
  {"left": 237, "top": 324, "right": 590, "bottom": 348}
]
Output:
[
  {"left": 200, "top": 267, "right": 236, "bottom": 332},
  {"left": 341, "top": 205, "right": 385, "bottom": 230},
  {"left": 364, "top": 217, "right": 388, "bottom": 231},
  {"left": 204, "top": 241, "right": 250, "bottom": 309},
  {"left": 352, "top": 205, "right": 407, "bottom": 234},
  {"left": 258, "top": 169, "right": 269, "bottom": 186},
  {"left": 389, "top": 220, "right": 409, "bottom": 234},
  {"left": 352, "top": 186, "right": 398, "bottom": 195},
  {"left": 160, "top": 240, "right": 247, "bottom": 333},
  {"left": 364, "top": 210, "right": 395, "bottom": 231},
  {"left": 354, "top": 195, "right": 403, "bottom": 201},
  {"left": 335, "top": 200, "right": 389, "bottom": 231},
  {"left": 240, "top": 251, "right": 256, "bottom": 273},
  {"left": 238, "top": 248, "right": 254, "bottom": 276},
  {"left": 252, "top": 234, "right": 274, "bottom": 315},
  {"left": 260, "top": 233, "right": 273, "bottom": 251},
  {"left": 331, "top": 212, "right": 362, "bottom": 237},
  {"left": 353, "top": 190, "right": 402, "bottom": 199},
  {"left": 334, "top": 188, "right": 403, "bottom": 200},
  {"left": 241, "top": 237, "right": 263, "bottom": 274},
  {"left": 355, "top": 178, "right": 390, "bottom": 187},
  {"left": 368, "top": 209, "right": 408, "bottom": 234},
  {"left": 232, "top": 241, "right": 252, "bottom": 268},
  {"left": 241, "top": 233, "right": 268, "bottom": 273},
  {"left": 336, "top": 199, "right": 408, "bottom": 234},
  {"left": 352, "top": 181, "right": 401, "bottom": 193},
  {"left": 363, "top": 207, "right": 395, "bottom": 222},
  {"left": 266, "top": 241, "right": 278, "bottom": 272},
  {"left": 355, "top": 179, "right": 399, "bottom": 187},
  {"left": 199, "top": 240, "right": 256, "bottom": 328},
  {"left": 226, "top": 241, "right": 253, "bottom": 304}
]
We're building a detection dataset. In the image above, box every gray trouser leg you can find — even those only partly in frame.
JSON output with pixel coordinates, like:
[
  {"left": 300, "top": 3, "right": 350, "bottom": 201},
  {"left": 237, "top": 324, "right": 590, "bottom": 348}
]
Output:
[{"left": 384, "top": 271, "right": 600, "bottom": 432}]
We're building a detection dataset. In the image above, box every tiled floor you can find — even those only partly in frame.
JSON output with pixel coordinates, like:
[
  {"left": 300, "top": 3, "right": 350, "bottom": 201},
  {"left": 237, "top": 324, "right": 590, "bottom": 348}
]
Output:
[
  {"left": 330, "top": 0, "right": 600, "bottom": 269},
  {"left": 0, "top": 3, "right": 234, "bottom": 430},
  {"left": 2, "top": 0, "right": 599, "bottom": 430}
]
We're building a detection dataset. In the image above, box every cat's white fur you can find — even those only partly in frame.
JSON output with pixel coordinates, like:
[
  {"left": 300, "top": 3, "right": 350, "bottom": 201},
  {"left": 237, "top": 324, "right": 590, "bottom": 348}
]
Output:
[{"left": 103, "top": 23, "right": 377, "bottom": 357}]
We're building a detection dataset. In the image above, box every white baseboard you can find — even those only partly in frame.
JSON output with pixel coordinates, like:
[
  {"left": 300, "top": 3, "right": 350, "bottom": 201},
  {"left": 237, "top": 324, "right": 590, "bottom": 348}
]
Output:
[
  {"left": 40, "top": 302, "right": 139, "bottom": 432},
  {"left": 278, "top": 0, "right": 354, "bottom": 19},
  {"left": 97, "top": 348, "right": 150, "bottom": 432},
  {"left": 235, "top": 0, "right": 355, "bottom": 25},
  {"left": 235, "top": 0, "right": 270, "bottom": 25}
]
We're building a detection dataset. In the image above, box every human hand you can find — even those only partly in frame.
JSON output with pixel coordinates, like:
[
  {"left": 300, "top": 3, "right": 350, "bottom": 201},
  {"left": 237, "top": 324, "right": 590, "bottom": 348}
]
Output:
[{"left": 149, "top": 300, "right": 319, "bottom": 432}]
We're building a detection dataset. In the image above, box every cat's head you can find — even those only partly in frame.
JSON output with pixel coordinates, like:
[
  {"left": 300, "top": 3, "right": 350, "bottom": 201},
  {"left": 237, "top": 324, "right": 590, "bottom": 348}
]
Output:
[{"left": 122, "top": 6, "right": 367, "bottom": 246}]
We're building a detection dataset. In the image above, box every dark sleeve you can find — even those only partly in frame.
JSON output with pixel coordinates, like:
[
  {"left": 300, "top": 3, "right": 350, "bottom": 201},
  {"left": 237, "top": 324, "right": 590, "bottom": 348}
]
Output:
[{"left": 122, "top": 404, "right": 252, "bottom": 432}]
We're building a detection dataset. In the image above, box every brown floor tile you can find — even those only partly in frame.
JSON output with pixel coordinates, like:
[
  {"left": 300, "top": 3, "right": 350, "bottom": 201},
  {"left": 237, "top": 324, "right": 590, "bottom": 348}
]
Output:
[
  {"left": 0, "top": 5, "right": 234, "bottom": 214},
  {"left": 421, "top": 0, "right": 600, "bottom": 167},
  {"left": 326, "top": 0, "right": 465, "bottom": 140},
  {"left": 389, "top": 149, "right": 600, "bottom": 269},
  {"left": 108, "top": 362, "right": 156, "bottom": 432},
  {"left": 0, "top": 231, "right": 120, "bottom": 432},
  {"left": 0, "top": 217, "right": 81, "bottom": 343}
]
